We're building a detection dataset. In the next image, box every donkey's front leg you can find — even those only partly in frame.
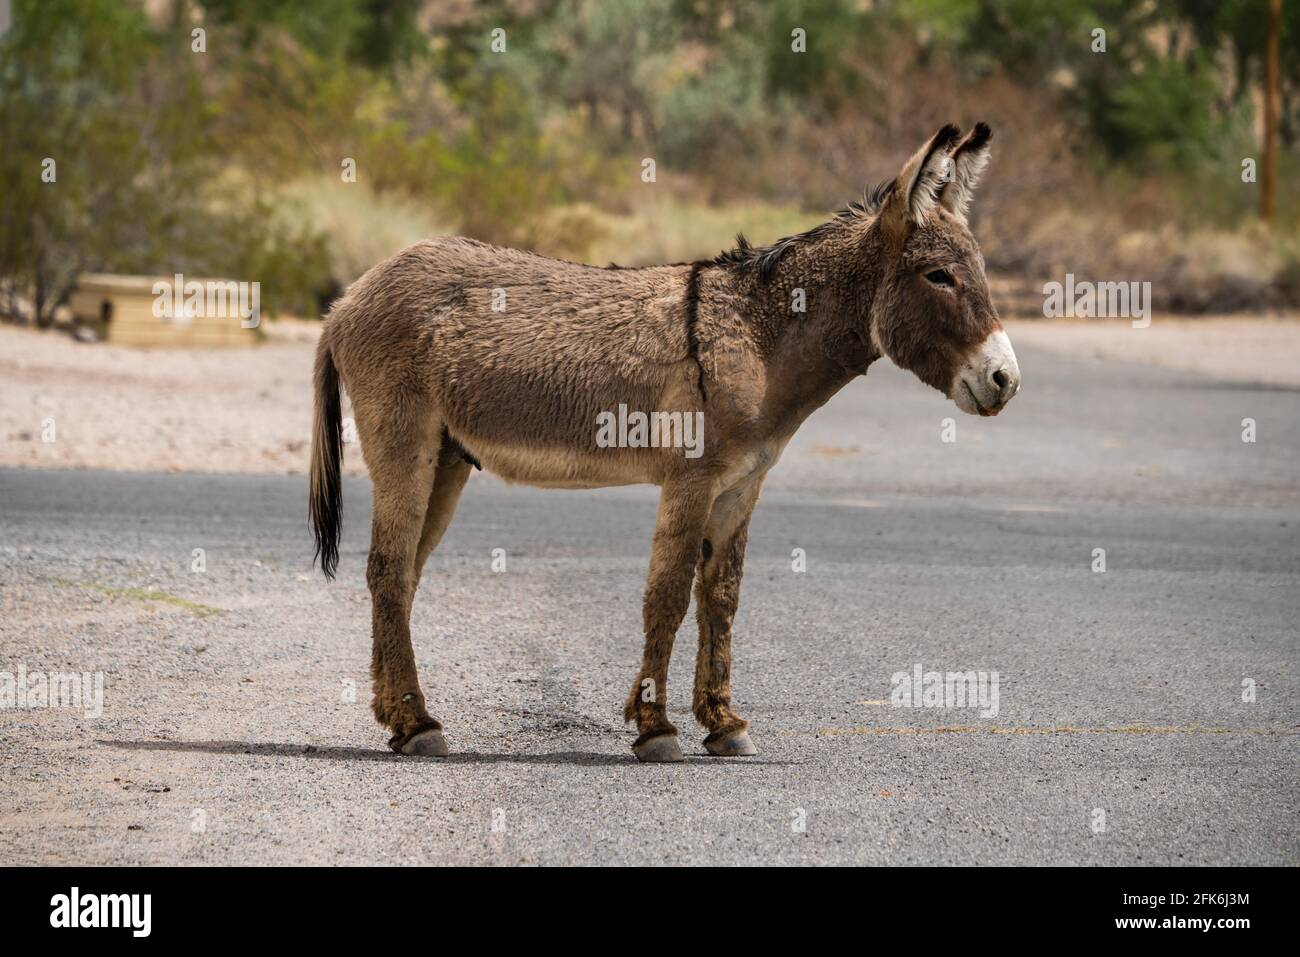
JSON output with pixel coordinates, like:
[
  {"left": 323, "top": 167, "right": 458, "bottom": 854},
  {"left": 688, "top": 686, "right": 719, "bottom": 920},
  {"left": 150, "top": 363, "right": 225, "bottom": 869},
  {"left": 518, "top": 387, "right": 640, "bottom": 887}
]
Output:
[
  {"left": 693, "top": 480, "right": 762, "bottom": 757},
  {"left": 624, "top": 481, "right": 713, "bottom": 763}
]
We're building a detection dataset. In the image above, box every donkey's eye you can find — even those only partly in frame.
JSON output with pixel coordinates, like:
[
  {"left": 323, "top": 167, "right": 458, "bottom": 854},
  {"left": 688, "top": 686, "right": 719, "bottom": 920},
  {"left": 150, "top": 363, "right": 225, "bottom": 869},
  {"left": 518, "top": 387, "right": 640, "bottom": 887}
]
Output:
[{"left": 924, "top": 268, "right": 956, "bottom": 289}]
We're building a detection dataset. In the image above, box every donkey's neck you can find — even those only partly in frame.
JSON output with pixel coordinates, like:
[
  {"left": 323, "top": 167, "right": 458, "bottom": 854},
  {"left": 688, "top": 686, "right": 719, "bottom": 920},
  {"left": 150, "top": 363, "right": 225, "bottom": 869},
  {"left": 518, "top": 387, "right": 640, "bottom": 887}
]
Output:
[
  {"left": 767, "top": 231, "right": 881, "bottom": 355},
  {"left": 757, "top": 228, "right": 881, "bottom": 370},
  {"left": 702, "top": 233, "right": 884, "bottom": 435}
]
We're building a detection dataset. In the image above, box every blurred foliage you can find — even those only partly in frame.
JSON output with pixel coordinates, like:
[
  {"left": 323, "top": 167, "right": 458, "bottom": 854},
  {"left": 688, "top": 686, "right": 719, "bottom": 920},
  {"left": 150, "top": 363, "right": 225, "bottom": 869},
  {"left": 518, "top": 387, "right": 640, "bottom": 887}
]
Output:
[
  {"left": 0, "top": 0, "right": 332, "bottom": 322},
  {"left": 0, "top": 0, "right": 1297, "bottom": 322}
]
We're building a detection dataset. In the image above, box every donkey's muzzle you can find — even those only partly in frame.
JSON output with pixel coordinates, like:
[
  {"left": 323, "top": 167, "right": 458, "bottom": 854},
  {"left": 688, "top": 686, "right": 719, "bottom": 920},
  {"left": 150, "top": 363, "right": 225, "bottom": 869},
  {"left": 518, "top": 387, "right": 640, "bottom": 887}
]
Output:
[{"left": 953, "top": 329, "right": 1020, "bottom": 416}]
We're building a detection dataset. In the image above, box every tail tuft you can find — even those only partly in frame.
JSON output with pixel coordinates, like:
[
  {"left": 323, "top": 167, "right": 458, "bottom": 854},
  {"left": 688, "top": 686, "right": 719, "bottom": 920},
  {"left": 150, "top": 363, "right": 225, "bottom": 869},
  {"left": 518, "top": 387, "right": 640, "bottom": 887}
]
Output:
[{"left": 309, "top": 340, "right": 344, "bottom": 579}]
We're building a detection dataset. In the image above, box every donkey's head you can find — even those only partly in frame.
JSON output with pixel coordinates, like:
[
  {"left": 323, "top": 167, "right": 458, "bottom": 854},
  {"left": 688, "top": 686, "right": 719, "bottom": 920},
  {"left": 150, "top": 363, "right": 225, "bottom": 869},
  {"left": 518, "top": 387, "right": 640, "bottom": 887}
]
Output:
[{"left": 869, "top": 123, "right": 1020, "bottom": 416}]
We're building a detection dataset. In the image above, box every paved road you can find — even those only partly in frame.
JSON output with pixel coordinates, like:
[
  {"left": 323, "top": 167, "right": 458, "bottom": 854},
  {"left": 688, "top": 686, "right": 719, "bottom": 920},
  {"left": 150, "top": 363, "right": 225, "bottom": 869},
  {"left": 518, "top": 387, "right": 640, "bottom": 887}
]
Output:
[{"left": 2, "top": 342, "right": 1297, "bottom": 864}]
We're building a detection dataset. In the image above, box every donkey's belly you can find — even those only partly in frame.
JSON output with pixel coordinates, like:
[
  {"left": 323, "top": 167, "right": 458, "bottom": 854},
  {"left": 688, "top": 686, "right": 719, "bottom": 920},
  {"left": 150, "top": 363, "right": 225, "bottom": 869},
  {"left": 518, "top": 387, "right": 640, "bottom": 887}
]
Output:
[
  {"left": 462, "top": 435, "right": 661, "bottom": 489},
  {"left": 438, "top": 354, "right": 704, "bottom": 490}
]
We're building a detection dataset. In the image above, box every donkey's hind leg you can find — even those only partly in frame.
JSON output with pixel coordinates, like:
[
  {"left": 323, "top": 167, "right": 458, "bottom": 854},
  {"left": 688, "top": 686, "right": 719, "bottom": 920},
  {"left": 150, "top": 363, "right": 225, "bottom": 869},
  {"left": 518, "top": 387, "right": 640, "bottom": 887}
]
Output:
[
  {"left": 380, "top": 438, "right": 473, "bottom": 755},
  {"left": 413, "top": 438, "right": 474, "bottom": 583},
  {"left": 359, "top": 408, "right": 446, "bottom": 755}
]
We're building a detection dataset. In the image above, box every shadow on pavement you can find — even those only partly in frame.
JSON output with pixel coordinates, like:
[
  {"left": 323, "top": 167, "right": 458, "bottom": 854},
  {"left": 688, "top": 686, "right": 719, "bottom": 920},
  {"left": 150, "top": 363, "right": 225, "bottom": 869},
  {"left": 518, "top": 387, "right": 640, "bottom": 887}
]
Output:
[{"left": 99, "top": 739, "right": 794, "bottom": 766}]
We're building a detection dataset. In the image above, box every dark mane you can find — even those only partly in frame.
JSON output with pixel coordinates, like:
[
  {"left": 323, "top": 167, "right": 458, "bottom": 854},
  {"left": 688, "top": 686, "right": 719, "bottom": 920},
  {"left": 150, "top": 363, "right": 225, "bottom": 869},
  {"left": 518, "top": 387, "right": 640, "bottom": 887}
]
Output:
[{"left": 709, "top": 178, "right": 895, "bottom": 280}]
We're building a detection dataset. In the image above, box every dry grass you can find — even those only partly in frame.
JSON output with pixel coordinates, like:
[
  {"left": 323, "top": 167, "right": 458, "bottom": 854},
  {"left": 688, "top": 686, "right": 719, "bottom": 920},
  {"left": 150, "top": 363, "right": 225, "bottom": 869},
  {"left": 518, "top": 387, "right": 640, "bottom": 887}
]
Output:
[
  {"left": 529, "top": 199, "right": 824, "bottom": 267},
  {"left": 277, "top": 176, "right": 455, "bottom": 282}
]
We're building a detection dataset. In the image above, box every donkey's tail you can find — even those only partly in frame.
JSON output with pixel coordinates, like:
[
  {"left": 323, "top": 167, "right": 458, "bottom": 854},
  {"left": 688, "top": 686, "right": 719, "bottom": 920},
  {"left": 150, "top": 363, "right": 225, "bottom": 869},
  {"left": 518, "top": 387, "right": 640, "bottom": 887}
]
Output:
[{"left": 309, "top": 337, "right": 344, "bottom": 579}]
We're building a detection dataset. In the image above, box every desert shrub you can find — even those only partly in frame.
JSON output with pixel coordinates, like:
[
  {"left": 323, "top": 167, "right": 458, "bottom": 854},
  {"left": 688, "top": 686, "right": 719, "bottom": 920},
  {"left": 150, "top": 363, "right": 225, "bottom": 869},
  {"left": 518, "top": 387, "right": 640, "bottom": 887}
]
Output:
[{"left": 1093, "top": 54, "right": 1229, "bottom": 168}]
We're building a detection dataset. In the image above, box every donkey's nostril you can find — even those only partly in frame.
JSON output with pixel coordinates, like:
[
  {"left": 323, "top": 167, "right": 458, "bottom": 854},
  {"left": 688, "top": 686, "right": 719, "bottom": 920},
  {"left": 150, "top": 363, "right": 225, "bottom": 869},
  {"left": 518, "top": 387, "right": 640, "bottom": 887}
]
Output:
[{"left": 992, "top": 368, "right": 1011, "bottom": 390}]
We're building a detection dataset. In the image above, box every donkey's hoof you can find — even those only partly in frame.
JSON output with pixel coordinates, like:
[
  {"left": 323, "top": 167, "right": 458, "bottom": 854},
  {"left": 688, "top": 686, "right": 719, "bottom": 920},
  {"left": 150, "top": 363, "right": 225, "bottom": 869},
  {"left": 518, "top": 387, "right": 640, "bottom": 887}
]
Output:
[
  {"left": 704, "top": 729, "right": 756, "bottom": 757},
  {"left": 395, "top": 728, "right": 449, "bottom": 757},
  {"left": 633, "top": 734, "right": 685, "bottom": 763}
]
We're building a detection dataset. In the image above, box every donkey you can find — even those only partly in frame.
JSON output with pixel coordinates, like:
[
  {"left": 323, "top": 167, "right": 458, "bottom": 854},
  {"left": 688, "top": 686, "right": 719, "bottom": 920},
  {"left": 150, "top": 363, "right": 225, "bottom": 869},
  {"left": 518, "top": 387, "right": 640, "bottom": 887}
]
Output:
[{"left": 309, "top": 123, "right": 1020, "bottom": 762}]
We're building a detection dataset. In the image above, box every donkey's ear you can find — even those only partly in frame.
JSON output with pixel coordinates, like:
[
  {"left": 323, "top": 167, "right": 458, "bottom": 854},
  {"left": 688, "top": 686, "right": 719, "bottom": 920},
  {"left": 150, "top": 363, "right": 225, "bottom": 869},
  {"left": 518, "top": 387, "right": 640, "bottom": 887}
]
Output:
[
  {"left": 938, "top": 122, "right": 993, "bottom": 220},
  {"left": 881, "top": 123, "right": 961, "bottom": 233}
]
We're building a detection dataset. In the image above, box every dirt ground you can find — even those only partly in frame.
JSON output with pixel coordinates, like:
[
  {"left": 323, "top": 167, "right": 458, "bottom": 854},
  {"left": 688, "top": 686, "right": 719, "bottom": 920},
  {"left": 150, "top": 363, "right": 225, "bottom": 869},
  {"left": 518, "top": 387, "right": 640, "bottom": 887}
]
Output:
[
  {"left": 0, "top": 320, "right": 355, "bottom": 476},
  {"left": 2, "top": 315, "right": 1297, "bottom": 475}
]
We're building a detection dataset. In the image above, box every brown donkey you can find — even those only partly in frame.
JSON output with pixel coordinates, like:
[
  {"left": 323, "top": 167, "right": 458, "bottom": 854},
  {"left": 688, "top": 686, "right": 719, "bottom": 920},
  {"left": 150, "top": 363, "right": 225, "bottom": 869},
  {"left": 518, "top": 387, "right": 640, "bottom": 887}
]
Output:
[{"left": 309, "top": 123, "right": 1020, "bottom": 762}]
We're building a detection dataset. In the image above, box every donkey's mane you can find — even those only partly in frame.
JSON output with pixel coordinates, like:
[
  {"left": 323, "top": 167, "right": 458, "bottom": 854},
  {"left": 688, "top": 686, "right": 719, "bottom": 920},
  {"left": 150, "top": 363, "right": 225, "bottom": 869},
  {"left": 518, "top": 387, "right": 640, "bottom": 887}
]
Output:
[{"left": 709, "top": 179, "right": 895, "bottom": 280}]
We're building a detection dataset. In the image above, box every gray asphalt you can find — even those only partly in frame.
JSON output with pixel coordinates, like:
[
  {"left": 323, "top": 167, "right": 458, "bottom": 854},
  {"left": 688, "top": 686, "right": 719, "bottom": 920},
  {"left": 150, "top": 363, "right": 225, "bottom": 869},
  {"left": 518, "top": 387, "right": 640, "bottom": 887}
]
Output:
[{"left": 2, "top": 342, "right": 1298, "bottom": 864}]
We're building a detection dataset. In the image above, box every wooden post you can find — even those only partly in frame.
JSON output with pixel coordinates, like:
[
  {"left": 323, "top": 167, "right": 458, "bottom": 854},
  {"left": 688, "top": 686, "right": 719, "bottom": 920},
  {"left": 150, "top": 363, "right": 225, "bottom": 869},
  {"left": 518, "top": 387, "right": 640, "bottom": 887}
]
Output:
[{"left": 1262, "top": 0, "right": 1281, "bottom": 224}]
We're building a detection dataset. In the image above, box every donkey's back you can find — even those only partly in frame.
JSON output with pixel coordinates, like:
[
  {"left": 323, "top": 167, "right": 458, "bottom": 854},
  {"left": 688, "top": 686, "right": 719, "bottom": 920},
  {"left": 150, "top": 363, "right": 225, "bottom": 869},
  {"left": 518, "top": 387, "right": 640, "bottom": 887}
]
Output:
[{"left": 326, "top": 236, "right": 693, "bottom": 370}]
